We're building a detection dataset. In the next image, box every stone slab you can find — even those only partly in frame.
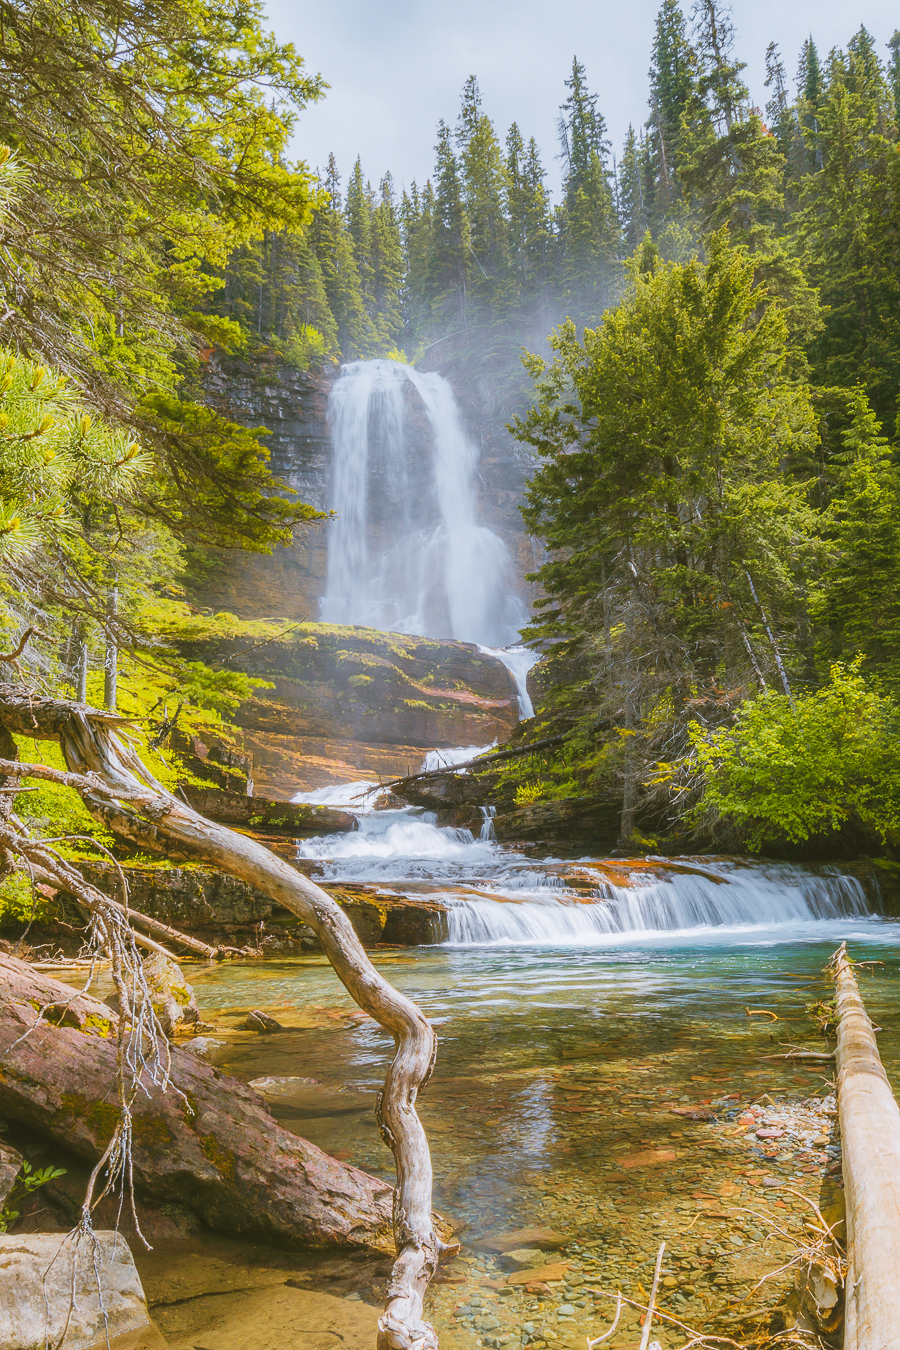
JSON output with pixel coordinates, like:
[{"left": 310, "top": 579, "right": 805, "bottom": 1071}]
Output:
[{"left": 0, "top": 1231, "right": 150, "bottom": 1350}]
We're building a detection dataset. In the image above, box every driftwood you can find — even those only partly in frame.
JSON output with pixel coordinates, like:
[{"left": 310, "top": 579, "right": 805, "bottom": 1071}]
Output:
[
  {"left": 0, "top": 953, "right": 395, "bottom": 1248},
  {"left": 0, "top": 685, "right": 448, "bottom": 1350},
  {"left": 831, "top": 941, "right": 900, "bottom": 1349}
]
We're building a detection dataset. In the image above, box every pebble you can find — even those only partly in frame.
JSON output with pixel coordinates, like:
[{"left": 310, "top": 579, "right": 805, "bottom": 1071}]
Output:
[{"left": 557, "top": 1305, "right": 575, "bottom": 1316}]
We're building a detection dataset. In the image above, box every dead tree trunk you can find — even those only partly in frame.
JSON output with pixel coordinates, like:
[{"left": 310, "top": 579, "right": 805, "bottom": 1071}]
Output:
[
  {"left": 0, "top": 685, "right": 449, "bottom": 1350},
  {"left": 0, "top": 952, "right": 395, "bottom": 1249},
  {"left": 831, "top": 942, "right": 900, "bottom": 1349}
]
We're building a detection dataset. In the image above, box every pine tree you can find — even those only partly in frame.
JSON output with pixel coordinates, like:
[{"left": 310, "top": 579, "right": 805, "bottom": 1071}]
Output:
[
  {"left": 799, "top": 32, "right": 900, "bottom": 423},
  {"left": 811, "top": 391, "right": 900, "bottom": 692},
  {"left": 402, "top": 181, "right": 436, "bottom": 343},
  {"left": 370, "top": 174, "right": 406, "bottom": 350},
  {"left": 310, "top": 155, "right": 377, "bottom": 358},
  {"left": 795, "top": 38, "right": 824, "bottom": 175},
  {"left": 764, "top": 43, "right": 792, "bottom": 154},
  {"left": 345, "top": 158, "right": 376, "bottom": 314},
  {"left": 556, "top": 57, "right": 619, "bottom": 321},
  {"left": 646, "top": 0, "right": 694, "bottom": 227},
  {"left": 506, "top": 124, "right": 555, "bottom": 305},
  {"left": 618, "top": 126, "right": 651, "bottom": 250},
  {"left": 456, "top": 77, "right": 510, "bottom": 303},
  {"left": 888, "top": 31, "right": 900, "bottom": 125},
  {"left": 431, "top": 121, "right": 471, "bottom": 327}
]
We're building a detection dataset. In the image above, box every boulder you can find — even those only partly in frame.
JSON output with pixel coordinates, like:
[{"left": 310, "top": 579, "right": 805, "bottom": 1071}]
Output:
[
  {"left": 0, "top": 1231, "right": 151, "bottom": 1350},
  {"left": 0, "top": 1140, "right": 22, "bottom": 1207},
  {"left": 140, "top": 951, "right": 200, "bottom": 1036},
  {"left": 0, "top": 954, "right": 394, "bottom": 1250}
]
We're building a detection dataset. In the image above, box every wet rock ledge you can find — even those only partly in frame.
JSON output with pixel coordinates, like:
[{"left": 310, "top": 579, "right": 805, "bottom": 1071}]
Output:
[{"left": 31, "top": 862, "right": 450, "bottom": 953}]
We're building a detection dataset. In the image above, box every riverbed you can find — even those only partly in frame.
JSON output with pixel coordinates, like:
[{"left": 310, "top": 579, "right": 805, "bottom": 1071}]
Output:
[{"left": 124, "top": 898, "right": 900, "bottom": 1350}]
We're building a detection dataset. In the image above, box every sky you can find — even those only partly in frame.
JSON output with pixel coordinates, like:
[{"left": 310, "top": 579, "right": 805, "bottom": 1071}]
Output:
[{"left": 265, "top": 0, "right": 899, "bottom": 200}]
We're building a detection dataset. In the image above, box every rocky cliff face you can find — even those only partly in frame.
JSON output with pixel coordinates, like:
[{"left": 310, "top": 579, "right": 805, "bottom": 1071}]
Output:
[
  {"left": 191, "top": 350, "right": 539, "bottom": 622},
  {"left": 180, "top": 623, "right": 519, "bottom": 795}
]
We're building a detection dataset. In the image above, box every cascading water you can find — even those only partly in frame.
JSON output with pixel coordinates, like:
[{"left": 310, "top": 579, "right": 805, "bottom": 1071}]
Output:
[
  {"left": 294, "top": 809, "right": 879, "bottom": 944},
  {"left": 321, "top": 359, "right": 527, "bottom": 648}
]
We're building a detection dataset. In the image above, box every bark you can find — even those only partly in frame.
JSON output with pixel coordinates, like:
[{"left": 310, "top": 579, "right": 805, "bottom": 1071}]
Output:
[
  {"left": 0, "top": 684, "right": 448, "bottom": 1350},
  {"left": 0, "top": 952, "right": 395, "bottom": 1249},
  {"left": 831, "top": 941, "right": 900, "bottom": 1350}
]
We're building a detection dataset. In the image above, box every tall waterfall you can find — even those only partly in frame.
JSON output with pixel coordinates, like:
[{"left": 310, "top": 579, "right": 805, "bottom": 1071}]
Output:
[{"left": 321, "top": 359, "right": 527, "bottom": 648}]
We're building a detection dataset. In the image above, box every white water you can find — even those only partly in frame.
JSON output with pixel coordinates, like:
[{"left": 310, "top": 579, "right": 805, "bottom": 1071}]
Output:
[
  {"left": 321, "top": 359, "right": 527, "bottom": 648},
  {"left": 294, "top": 806, "right": 880, "bottom": 945},
  {"left": 479, "top": 644, "right": 539, "bottom": 718}
]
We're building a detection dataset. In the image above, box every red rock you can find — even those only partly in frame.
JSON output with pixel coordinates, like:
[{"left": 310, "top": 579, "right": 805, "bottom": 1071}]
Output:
[{"left": 0, "top": 953, "right": 394, "bottom": 1250}]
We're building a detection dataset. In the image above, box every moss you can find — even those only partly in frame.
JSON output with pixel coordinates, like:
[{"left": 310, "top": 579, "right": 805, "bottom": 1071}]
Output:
[
  {"left": 198, "top": 1131, "right": 237, "bottom": 1180},
  {"left": 348, "top": 674, "right": 373, "bottom": 687},
  {"left": 80, "top": 1012, "right": 114, "bottom": 1037}
]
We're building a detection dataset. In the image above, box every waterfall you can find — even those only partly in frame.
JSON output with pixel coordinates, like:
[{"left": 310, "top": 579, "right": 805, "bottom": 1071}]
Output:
[{"left": 321, "top": 359, "right": 527, "bottom": 648}]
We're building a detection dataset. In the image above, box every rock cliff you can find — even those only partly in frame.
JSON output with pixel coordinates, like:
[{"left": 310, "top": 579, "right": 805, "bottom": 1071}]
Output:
[{"left": 180, "top": 623, "right": 519, "bottom": 795}]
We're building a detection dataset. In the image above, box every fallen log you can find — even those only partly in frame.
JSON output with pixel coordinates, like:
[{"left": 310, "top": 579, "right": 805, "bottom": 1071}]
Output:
[
  {"left": 383, "top": 733, "right": 567, "bottom": 791},
  {"left": 830, "top": 941, "right": 900, "bottom": 1349},
  {"left": 0, "top": 685, "right": 446, "bottom": 1350},
  {"left": 0, "top": 952, "right": 395, "bottom": 1250}
]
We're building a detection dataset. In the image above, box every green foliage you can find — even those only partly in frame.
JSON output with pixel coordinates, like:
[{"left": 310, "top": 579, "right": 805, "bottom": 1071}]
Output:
[
  {"left": 689, "top": 663, "right": 900, "bottom": 848},
  {"left": 811, "top": 391, "right": 900, "bottom": 692},
  {"left": 0, "top": 344, "right": 150, "bottom": 564},
  {"left": 514, "top": 781, "right": 547, "bottom": 807},
  {"left": 516, "top": 234, "right": 818, "bottom": 739},
  {"left": 0, "top": 0, "right": 323, "bottom": 405},
  {"left": 176, "top": 663, "right": 273, "bottom": 717},
  {"left": 0, "top": 1160, "right": 67, "bottom": 1233}
]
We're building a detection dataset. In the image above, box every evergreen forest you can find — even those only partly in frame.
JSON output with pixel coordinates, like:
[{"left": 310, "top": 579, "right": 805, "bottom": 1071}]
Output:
[{"left": 1, "top": 0, "right": 900, "bottom": 866}]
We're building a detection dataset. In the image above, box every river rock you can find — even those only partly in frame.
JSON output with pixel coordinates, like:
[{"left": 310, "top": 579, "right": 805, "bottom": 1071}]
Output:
[
  {"left": 0, "top": 1231, "right": 151, "bottom": 1350},
  {"left": 140, "top": 951, "right": 200, "bottom": 1036},
  {"left": 499, "top": 1248, "right": 549, "bottom": 1270},
  {"left": 0, "top": 1140, "right": 22, "bottom": 1207},
  {"left": 181, "top": 626, "right": 519, "bottom": 798},
  {"left": 0, "top": 953, "right": 395, "bottom": 1250},
  {"left": 473, "top": 1227, "right": 568, "bottom": 1253},
  {"left": 242, "top": 1009, "right": 285, "bottom": 1032}
]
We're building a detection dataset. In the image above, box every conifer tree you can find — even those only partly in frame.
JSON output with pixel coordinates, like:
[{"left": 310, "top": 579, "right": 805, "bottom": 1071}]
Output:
[
  {"left": 506, "top": 125, "right": 555, "bottom": 305},
  {"left": 370, "top": 174, "right": 406, "bottom": 350},
  {"left": 764, "top": 43, "right": 792, "bottom": 154},
  {"left": 618, "top": 127, "right": 651, "bottom": 250},
  {"left": 431, "top": 122, "right": 471, "bottom": 327},
  {"left": 310, "top": 155, "right": 377, "bottom": 357},
  {"left": 646, "top": 0, "right": 694, "bottom": 227},
  {"left": 888, "top": 31, "right": 900, "bottom": 125},
  {"left": 798, "top": 32, "right": 900, "bottom": 423},
  {"left": 456, "top": 77, "right": 510, "bottom": 304},
  {"left": 556, "top": 57, "right": 619, "bottom": 321},
  {"left": 345, "top": 158, "right": 376, "bottom": 314},
  {"left": 403, "top": 181, "right": 436, "bottom": 343},
  {"left": 811, "top": 391, "right": 900, "bottom": 692}
]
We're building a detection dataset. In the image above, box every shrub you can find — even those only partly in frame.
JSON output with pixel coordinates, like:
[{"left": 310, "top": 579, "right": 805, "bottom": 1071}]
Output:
[{"left": 689, "top": 662, "right": 900, "bottom": 849}]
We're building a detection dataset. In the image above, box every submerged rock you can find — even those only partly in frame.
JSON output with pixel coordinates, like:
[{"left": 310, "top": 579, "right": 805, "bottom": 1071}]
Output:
[{"left": 0, "top": 1231, "right": 151, "bottom": 1350}]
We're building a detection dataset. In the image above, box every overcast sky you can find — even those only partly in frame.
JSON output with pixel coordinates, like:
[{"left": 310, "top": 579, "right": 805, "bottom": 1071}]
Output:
[{"left": 264, "top": 1, "right": 899, "bottom": 199}]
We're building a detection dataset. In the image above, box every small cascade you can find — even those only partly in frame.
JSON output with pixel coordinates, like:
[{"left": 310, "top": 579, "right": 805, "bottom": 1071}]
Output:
[
  {"left": 321, "top": 359, "right": 527, "bottom": 647},
  {"left": 478, "top": 644, "right": 539, "bottom": 718},
  {"left": 445, "top": 863, "right": 873, "bottom": 945},
  {"left": 479, "top": 806, "right": 497, "bottom": 842}
]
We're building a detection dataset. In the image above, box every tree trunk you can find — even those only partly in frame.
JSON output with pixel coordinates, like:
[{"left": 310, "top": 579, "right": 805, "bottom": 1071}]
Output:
[
  {"left": 0, "top": 952, "right": 395, "bottom": 1250},
  {"left": 0, "top": 684, "right": 448, "bottom": 1350},
  {"left": 831, "top": 942, "right": 900, "bottom": 1349}
]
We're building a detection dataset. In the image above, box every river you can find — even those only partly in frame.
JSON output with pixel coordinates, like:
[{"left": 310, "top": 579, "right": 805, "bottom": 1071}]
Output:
[{"left": 131, "top": 801, "right": 900, "bottom": 1349}]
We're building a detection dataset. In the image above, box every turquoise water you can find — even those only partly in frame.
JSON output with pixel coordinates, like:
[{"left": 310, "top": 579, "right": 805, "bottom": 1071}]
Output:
[{"left": 183, "top": 915, "right": 900, "bottom": 1345}]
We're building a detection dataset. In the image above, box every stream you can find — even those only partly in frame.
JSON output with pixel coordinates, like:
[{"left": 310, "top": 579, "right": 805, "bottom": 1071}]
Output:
[{"left": 127, "top": 798, "right": 900, "bottom": 1350}]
